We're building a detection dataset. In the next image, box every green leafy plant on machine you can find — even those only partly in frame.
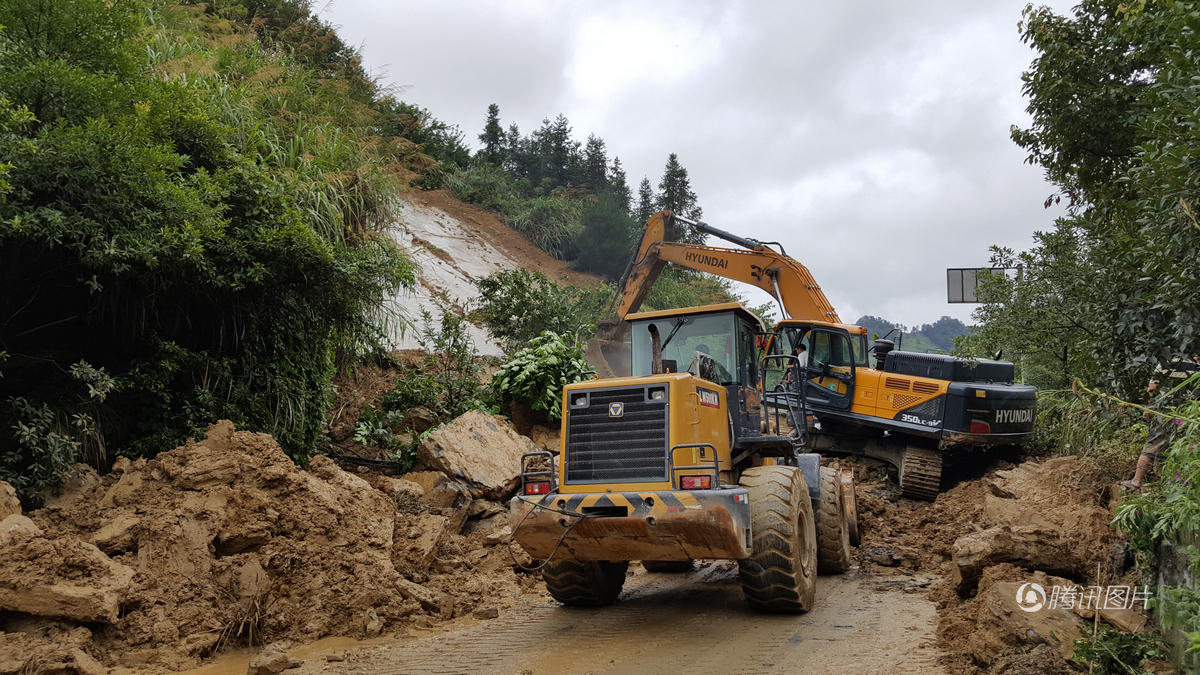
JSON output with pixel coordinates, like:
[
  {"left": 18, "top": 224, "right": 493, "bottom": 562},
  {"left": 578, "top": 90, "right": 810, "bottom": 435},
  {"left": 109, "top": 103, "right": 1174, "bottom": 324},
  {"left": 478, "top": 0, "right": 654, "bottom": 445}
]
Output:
[{"left": 492, "top": 331, "right": 590, "bottom": 423}]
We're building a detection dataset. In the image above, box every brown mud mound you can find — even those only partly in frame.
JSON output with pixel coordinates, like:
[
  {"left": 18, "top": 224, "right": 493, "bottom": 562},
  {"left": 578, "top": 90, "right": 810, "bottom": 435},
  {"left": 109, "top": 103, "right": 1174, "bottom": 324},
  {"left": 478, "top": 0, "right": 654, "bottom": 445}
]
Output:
[
  {"left": 2, "top": 421, "right": 532, "bottom": 672},
  {"left": 853, "top": 455, "right": 1127, "bottom": 672}
]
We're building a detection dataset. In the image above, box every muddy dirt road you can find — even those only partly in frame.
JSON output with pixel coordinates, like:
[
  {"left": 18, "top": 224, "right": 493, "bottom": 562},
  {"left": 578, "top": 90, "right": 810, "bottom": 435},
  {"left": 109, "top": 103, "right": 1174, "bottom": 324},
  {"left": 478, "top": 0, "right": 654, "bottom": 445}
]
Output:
[{"left": 197, "top": 563, "right": 943, "bottom": 675}]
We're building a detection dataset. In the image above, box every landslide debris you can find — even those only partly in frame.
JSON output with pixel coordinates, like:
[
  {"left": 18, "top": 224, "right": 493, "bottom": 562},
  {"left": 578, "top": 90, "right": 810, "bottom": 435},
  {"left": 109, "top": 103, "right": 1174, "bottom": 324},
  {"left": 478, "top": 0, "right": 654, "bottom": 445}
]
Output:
[
  {"left": 0, "top": 420, "right": 536, "bottom": 673},
  {"left": 852, "top": 455, "right": 1135, "bottom": 673}
]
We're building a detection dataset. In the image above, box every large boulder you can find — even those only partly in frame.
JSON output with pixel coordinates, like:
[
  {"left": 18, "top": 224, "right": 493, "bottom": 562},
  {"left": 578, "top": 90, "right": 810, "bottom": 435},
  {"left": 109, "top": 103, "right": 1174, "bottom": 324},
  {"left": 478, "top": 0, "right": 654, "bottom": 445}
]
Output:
[
  {"left": 417, "top": 411, "right": 534, "bottom": 500},
  {"left": 0, "top": 515, "right": 135, "bottom": 623},
  {"left": 951, "top": 525, "right": 1089, "bottom": 594},
  {"left": 968, "top": 580, "right": 1086, "bottom": 663}
]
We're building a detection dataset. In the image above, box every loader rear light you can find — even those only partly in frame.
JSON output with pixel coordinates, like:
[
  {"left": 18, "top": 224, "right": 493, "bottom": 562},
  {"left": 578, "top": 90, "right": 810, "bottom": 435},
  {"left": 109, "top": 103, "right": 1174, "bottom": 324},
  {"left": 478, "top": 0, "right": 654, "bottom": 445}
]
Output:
[
  {"left": 524, "top": 481, "right": 551, "bottom": 495},
  {"left": 970, "top": 420, "right": 991, "bottom": 434},
  {"left": 680, "top": 475, "right": 711, "bottom": 490}
]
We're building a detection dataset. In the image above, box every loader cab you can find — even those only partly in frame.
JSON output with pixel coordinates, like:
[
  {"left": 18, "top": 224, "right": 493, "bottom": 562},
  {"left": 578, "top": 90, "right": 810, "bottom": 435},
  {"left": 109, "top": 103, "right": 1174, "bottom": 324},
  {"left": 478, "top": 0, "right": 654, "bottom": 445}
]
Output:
[
  {"left": 771, "top": 321, "right": 869, "bottom": 411},
  {"left": 628, "top": 303, "right": 765, "bottom": 439}
]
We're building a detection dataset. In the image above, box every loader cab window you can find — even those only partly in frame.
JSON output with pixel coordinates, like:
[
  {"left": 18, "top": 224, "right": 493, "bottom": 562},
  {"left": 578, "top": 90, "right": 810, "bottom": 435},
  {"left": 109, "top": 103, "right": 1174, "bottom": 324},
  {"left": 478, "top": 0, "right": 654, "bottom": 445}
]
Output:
[{"left": 630, "top": 312, "right": 737, "bottom": 385}]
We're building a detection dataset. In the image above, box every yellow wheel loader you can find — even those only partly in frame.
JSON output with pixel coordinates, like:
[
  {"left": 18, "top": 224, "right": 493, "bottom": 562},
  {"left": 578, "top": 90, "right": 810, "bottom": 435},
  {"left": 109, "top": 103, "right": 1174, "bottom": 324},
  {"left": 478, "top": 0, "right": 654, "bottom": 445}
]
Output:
[
  {"left": 510, "top": 303, "right": 854, "bottom": 611},
  {"left": 590, "top": 211, "right": 1038, "bottom": 500}
]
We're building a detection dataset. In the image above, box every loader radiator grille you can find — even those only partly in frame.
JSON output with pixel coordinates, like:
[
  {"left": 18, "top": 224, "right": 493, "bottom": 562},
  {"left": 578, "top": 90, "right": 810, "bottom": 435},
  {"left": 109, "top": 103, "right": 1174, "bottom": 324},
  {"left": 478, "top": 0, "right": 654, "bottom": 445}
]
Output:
[{"left": 565, "top": 386, "right": 668, "bottom": 484}]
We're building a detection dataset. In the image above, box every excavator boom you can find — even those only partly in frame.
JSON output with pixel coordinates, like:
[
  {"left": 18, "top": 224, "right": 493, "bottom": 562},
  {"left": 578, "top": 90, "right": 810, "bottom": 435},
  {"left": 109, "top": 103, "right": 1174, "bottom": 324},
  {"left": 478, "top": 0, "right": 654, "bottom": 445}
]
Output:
[{"left": 606, "top": 211, "right": 840, "bottom": 327}]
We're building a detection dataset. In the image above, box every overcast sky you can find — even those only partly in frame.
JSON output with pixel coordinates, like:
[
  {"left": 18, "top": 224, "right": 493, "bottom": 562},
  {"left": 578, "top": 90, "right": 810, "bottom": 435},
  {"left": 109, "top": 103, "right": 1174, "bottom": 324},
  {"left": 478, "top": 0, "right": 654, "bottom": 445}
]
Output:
[{"left": 322, "top": 0, "right": 1072, "bottom": 328}]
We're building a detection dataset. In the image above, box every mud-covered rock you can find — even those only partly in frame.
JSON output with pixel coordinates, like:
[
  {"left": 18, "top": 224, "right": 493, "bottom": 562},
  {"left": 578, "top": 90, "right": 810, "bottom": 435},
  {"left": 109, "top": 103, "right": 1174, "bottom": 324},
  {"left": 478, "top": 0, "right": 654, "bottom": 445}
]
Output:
[
  {"left": 0, "top": 514, "right": 41, "bottom": 546},
  {"left": 416, "top": 411, "right": 534, "bottom": 499},
  {"left": 0, "top": 520, "right": 134, "bottom": 623},
  {"left": 90, "top": 513, "right": 139, "bottom": 554},
  {"left": 970, "top": 579, "right": 1085, "bottom": 662},
  {"left": 402, "top": 406, "right": 439, "bottom": 433},
  {"left": 401, "top": 471, "right": 471, "bottom": 509},
  {"left": 951, "top": 526, "right": 1088, "bottom": 594},
  {"left": 0, "top": 481, "right": 19, "bottom": 520},
  {"left": 247, "top": 643, "right": 299, "bottom": 675},
  {"left": 395, "top": 512, "right": 450, "bottom": 573}
]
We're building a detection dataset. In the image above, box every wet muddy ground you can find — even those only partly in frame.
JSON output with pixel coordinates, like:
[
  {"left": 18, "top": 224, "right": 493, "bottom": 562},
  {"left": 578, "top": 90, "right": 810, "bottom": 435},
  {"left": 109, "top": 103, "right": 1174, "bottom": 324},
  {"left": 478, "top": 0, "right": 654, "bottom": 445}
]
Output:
[{"left": 188, "top": 562, "right": 944, "bottom": 675}]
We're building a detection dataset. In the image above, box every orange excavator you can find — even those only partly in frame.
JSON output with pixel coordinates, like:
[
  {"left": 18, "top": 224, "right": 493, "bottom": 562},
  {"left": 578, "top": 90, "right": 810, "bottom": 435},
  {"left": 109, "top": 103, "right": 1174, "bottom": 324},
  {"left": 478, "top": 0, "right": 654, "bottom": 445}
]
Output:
[{"left": 598, "top": 211, "right": 1037, "bottom": 499}]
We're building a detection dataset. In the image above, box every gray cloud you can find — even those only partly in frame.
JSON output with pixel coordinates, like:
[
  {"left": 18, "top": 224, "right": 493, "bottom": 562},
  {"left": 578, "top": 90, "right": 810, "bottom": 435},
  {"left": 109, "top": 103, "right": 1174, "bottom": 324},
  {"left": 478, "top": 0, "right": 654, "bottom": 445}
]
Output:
[{"left": 324, "top": 0, "right": 1071, "bottom": 327}]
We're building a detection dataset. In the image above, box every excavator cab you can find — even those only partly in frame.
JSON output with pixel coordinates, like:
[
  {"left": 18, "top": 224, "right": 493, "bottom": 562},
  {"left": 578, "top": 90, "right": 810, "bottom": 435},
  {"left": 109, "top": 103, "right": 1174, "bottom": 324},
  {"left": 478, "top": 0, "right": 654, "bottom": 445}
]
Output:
[{"left": 774, "top": 322, "right": 868, "bottom": 411}]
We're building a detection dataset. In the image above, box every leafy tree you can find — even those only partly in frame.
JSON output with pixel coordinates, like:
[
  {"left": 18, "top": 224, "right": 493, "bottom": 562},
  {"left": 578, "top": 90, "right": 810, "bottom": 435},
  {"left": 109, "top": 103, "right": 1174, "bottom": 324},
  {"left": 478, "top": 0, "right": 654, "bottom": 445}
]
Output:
[
  {"left": 376, "top": 99, "right": 471, "bottom": 168},
  {"left": 502, "top": 122, "right": 525, "bottom": 175},
  {"left": 609, "top": 156, "right": 631, "bottom": 215},
  {"left": 656, "top": 153, "right": 701, "bottom": 217},
  {"left": 478, "top": 103, "right": 504, "bottom": 166},
  {"left": 474, "top": 269, "right": 612, "bottom": 351},
  {"left": 576, "top": 193, "right": 637, "bottom": 279},
  {"left": 531, "top": 113, "right": 575, "bottom": 188},
  {"left": 968, "top": 1, "right": 1200, "bottom": 394},
  {"left": 656, "top": 153, "right": 704, "bottom": 242},
  {"left": 854, "top": 316, "right": 901, "bottom": 341},
  {"left": 0, "top": 0, "right": 412, "bottom": 499},
  {"left": 582, "top": 134, "right": 608, "bottom": 190},
  {"left": 635, "top": 177, "right": 655, "bottom": 224},
  {"left": 914, "top": 316, "right": 969, "bottom": 352}
]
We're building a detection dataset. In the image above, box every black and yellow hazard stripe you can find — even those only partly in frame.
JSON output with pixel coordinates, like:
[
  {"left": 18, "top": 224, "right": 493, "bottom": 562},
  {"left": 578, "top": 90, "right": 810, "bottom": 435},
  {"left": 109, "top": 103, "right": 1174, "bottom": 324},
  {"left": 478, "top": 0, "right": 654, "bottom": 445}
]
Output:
[{"left": 536, "top": 491, "right": 706, "bottom": 517}]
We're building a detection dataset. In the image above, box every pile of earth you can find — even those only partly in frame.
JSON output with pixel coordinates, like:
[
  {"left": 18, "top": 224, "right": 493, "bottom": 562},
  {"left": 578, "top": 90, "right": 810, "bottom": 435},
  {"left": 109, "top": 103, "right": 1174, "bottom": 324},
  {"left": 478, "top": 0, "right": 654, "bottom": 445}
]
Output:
[
  {"left": 0, "top": 415, "right": 541, "bottom": 673},
  {"left": 850, "top": 455, "right": 1139, "bottom": 673}
]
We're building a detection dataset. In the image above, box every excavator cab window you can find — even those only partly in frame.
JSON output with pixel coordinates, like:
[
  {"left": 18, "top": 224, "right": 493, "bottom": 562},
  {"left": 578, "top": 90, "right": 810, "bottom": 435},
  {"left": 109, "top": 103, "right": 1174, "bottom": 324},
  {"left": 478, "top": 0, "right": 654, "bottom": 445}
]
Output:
[{"left": 778, "top": 325, "right": 856, "bottom": 410}]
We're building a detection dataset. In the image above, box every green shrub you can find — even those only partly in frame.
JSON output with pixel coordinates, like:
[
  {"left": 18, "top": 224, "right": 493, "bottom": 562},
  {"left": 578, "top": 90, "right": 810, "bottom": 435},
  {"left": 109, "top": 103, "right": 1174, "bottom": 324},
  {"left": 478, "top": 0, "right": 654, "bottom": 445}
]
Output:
[
  {"left": 642, "top": 267, "right": 738, "bottom": 312},
  {"left": 474, "top": 269, "right": 611, "bottom": 351},
  {"left": 1115, "top": 398, "right": 1200, "bottom": 564},
  {"left": 0, "top": 0, "right": 414, "bottom": 500},
  {"left": 1073, "top": 626, "right": 1167, "bottom": 674},
  {"left": 492, "top": 331, "right": 590, "bottom": 423},
  {"left": 380, "top": 309, "right": 491, "bottom": 422},
  {"left": 505, "top": 195, "right": 582, "bottom": 259},
  {"left": 1028, "top": 392, "right": 1144, "bottom": 480},
  {"left": 575, "top": 193, "right": 637, "bottom": 279},
  {"left": 445, "top": 164, "right": 520, "bottom": 212}
]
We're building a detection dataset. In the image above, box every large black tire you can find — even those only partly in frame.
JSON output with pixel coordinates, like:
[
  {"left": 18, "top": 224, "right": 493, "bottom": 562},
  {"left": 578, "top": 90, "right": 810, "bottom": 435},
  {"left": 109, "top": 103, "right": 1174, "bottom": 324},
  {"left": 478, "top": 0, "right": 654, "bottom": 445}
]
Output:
[
  {"left": 642, "top": 560, "right": 694, "bottom": 573},
  {"left": 737, "top": 465, "right": 818, "bottom": 613},
  {"left": 816, "top": 467, "right": 852, "bottom": 574},
  {"left": 541, "top": 559, "right": 628, "bottom": 607},
  {"left": 840, "top": 468, "right": 860, "bottom": 547}
]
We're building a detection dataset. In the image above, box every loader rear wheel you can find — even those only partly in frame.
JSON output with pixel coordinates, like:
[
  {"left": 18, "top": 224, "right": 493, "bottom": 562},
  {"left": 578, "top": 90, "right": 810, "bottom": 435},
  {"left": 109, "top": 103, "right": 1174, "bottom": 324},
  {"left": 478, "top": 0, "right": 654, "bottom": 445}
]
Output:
[
  {"left": 737, "top": 465, "right": 817, "bottom": 613},
  {"left": 541, "top": 559, "right": 628, "bottom": 607},
  {"left": 642, "top": 560, "right": 694, "bottom": 573},
  {"left": 816, "top": 467, "right": 852, "bottom": 574},
  {"left": 840, "top": 467, "right": 860, "bottom": 546}
]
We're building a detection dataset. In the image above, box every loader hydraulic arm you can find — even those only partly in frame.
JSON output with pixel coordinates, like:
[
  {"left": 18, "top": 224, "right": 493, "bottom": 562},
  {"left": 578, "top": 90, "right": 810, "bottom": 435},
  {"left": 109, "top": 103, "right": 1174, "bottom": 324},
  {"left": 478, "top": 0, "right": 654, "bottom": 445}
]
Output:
[{"left": 603, "top": 211, "right": 840, "bottom": 329}]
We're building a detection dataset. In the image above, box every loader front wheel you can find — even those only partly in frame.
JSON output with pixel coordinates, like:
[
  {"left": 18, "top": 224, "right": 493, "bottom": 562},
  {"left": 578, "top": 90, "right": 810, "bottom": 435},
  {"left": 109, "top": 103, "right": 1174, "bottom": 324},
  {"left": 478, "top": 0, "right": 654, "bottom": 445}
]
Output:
[
  {"left": 541, "top": 559, "right": 628, "bottom": 607},
  {"left": 816, "top": 466, "right": 852, "bottom": 574},
  {"left": 737, "top": 465, "right": 818, "bottom": 613}
]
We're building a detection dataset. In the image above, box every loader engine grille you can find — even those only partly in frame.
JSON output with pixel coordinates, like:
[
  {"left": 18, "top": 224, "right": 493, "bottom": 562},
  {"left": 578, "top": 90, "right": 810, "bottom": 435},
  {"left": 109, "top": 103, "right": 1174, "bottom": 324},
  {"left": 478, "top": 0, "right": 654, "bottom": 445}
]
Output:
[{"left": 565, "top": 385, "right": 668, "bottom": 484}]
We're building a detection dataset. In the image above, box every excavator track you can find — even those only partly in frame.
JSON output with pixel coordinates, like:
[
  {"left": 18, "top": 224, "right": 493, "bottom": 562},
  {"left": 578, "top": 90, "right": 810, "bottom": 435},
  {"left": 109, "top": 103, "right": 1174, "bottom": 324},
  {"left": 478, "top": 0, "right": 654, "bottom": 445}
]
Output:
[{"left": 899, "top": 446, "right": 942, "bottom": 501}]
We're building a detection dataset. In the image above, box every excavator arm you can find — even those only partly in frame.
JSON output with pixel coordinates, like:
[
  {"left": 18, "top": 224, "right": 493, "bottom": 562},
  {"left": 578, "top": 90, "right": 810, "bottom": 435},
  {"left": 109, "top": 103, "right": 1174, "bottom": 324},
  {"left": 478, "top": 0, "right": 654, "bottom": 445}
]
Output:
[{"left": 605, "top": 211, "right": 840, "bottom": 328}]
